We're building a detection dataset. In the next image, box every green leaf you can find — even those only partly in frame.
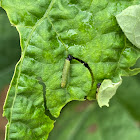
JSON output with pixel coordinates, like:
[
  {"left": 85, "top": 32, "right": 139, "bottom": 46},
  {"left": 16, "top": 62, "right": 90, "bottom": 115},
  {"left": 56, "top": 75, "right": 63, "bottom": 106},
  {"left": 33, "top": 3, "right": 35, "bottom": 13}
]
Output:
[
  {"left": 97, "top": 77, "right": 122, "bottom": 107},
  {"left": 0, "top": 8, "right": 20, "bottom": 91},
  {"left": 49, "top": 100, "right": 140, "bottom": 140},
  {"left": 1, "top": 0, "right": 140, "bottom": 139},
  {"left": 116, "top": 5, "right": 140, "bottom": 49}
]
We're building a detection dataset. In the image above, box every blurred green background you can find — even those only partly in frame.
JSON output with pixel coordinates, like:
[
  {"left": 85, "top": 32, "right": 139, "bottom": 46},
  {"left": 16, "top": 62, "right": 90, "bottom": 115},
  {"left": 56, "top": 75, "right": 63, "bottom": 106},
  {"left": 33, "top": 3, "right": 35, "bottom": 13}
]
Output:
[
  {"left": 0, "top": 8, "right": 21, "bottom": 91},
  {"left": 0, "top": 7, "right": 140, "bottom": 140}
]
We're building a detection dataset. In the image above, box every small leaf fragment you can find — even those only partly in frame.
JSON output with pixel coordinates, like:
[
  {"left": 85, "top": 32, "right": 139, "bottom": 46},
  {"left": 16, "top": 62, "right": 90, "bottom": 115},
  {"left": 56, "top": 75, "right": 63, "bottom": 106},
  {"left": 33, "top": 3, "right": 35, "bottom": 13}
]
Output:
[
  {"left": 97, "top": 78, "right": 122, "bottom": 107},
  {"left": 116, "top": 5, "right": 140, "bottom": 49}
]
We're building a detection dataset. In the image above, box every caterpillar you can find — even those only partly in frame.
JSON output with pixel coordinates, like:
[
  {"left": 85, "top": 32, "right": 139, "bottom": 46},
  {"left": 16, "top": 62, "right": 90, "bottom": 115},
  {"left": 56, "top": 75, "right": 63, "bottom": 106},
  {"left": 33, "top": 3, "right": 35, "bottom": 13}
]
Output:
[{"left": 61, "top": 55, "right": 73, "bottom": 88}]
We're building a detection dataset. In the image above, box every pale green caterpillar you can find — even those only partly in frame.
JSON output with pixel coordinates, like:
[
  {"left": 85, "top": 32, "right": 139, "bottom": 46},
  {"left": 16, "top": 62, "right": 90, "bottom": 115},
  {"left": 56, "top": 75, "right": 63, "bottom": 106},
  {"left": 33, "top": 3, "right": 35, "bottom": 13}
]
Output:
[{"left": 61, "top": 55, "right": 72, "bottom": 88}]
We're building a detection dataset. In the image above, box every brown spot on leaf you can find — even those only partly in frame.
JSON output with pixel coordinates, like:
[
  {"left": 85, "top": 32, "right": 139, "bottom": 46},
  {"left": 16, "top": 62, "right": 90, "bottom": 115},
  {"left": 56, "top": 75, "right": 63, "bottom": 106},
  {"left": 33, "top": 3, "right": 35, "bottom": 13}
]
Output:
[
  {"left": 136, "top": 121, "right": 140, "bottom": 128},
  {"left": 87, "top": 124, "right": 97, "bottom": 133}
]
